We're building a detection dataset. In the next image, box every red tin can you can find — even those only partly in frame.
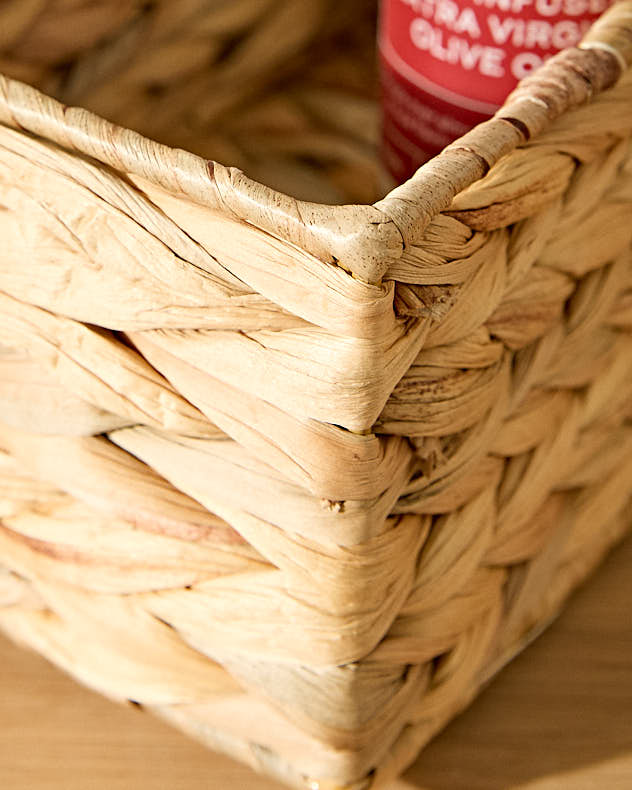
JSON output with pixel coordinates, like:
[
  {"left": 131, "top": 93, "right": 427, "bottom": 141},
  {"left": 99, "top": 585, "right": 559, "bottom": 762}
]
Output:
[{"left": 379, "top": 0, "right": 613, "bottom": 183}]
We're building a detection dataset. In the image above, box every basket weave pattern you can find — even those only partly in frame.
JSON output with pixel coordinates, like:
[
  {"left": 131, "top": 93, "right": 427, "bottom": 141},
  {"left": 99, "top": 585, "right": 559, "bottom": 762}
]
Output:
[{"left": 0, "top": 2, "right": 631, "bottom": 789}]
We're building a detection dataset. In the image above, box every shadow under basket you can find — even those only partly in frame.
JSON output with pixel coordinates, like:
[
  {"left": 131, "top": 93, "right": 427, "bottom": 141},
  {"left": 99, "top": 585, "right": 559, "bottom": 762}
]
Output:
[{"left": 0, "top": 2, "right": 631, "bottom": 788}]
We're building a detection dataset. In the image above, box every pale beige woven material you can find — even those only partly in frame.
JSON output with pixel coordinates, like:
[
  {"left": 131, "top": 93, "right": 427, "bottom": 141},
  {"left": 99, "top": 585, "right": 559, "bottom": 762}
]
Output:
[{"left": 0, "top": 2, "right": 631, "bottom": 789}]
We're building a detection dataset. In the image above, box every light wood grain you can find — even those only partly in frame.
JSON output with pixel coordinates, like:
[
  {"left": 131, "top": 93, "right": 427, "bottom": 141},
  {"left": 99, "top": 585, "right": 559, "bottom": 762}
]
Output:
[{"left": 1, "top": 535, "right": 630, "bottom": 790}]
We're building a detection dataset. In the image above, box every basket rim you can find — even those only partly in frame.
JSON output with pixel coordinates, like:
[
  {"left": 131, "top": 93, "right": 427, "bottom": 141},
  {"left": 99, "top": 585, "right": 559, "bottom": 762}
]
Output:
[{"left": 0, "top": 1, "right": 630, "bottom": 283}]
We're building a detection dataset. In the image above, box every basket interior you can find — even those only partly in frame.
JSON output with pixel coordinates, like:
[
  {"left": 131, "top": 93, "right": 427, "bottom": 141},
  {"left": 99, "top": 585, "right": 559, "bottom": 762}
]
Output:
[{"left": 0, "top": 0, "right": 384, "bottom": 204}]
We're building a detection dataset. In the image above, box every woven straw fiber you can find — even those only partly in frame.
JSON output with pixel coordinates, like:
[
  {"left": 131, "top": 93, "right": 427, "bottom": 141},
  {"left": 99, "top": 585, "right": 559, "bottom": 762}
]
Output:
[{"left": 0, "top": 1, "right": 631, "bottom": 788}]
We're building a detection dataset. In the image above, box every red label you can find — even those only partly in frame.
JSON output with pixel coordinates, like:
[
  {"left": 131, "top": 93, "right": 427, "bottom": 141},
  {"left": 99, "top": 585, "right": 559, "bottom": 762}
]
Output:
[{"left": 380, "top": 0, "right": 612, "bottom": 182}]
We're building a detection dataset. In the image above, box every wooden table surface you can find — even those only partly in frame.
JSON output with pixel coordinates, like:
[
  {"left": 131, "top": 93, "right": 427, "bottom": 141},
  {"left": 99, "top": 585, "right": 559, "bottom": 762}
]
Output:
[{"left": 1, "top": 535, "right": 631, "bottom": 790}]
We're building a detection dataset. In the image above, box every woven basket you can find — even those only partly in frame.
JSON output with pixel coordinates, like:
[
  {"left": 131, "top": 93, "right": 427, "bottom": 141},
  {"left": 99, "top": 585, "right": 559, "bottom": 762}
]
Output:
[{"left": 0, "top": 1, "right": 631, "bottom": 788}]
